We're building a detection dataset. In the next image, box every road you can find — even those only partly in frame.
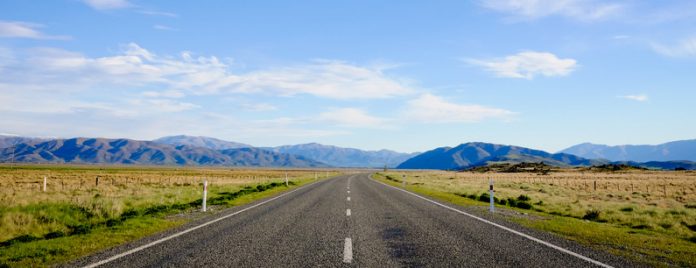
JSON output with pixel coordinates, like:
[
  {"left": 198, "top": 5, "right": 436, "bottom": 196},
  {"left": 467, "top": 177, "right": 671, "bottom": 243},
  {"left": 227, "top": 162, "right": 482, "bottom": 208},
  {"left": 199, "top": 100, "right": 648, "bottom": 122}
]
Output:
[{"left": 74, "top": 173, "right": 636, "bottom": 267}]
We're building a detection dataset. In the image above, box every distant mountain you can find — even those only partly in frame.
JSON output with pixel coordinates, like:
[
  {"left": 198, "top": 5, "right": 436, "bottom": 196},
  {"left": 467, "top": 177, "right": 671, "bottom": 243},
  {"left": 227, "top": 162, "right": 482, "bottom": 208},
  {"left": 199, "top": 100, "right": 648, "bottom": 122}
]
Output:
[
  {"left": 268, "top": 143, "right": 418, "bottom": 168},
  {"left": 560, "top": 139, "right": 696, "bottom": 162},
  {"left": 0, "top": 138, "right": 326, "bottom": 167},
  {"left": 154, "top": 135, "right": 251, "bottom": 150},
  {"left": 613, "top": 160, "right": 696, "bottom": 171},
  {"left": 397, "top": 142, "right": 605, "bottom": 170},
  {"left": 0, "top": 135, "right": 46, "bottom": 149}
]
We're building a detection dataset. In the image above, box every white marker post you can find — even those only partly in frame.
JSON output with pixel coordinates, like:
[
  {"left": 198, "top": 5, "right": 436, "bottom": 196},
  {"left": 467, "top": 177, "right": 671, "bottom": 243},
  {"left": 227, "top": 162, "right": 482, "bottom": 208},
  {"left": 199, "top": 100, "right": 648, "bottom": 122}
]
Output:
[
  {"left": 402, "top": 174, "right": 406, "bottom": 188},
  {"left": 489, "top": 179, "right": 495, "bottom": 213},
  {"left": 202, "top": 179, "right": 208, "bottom": 212},
  {"left": 285, "top": 172, "right": 289, "bottom": 187},
  {"left": 43, "top": 176, "right": 47, "bottom": 192}
]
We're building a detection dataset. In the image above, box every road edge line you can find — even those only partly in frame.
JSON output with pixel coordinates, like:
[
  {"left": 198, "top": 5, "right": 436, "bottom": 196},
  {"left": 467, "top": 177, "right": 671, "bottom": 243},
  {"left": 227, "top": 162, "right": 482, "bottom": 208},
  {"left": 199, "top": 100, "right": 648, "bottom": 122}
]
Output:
[
  {"left": 369, "top": 174, "right": 613, "bottom": 268},
  {"left": 82, "top": 177, "right": 332, "bottom": 268}
]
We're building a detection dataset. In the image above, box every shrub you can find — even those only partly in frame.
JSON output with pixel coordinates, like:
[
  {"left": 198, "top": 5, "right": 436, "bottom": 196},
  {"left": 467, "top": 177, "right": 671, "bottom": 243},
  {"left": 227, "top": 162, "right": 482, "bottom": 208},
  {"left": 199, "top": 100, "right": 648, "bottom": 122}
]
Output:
[
  {"left": 517, "top": 195, "right": 531, "bottom": 201},
  {"left": 583, "top": 209, "right": 601, "bottom": 221},
  {"left": 507, "top": 198, "right": 517, "bottom": 207},
  {"left": 515, "top": 202, "right": 533, "bottom": 210},
  {"left": 619, "top": 207, "right": 634, "bottom": 212},
  {"left": 44, "top": 231, "right": 66, "bottom": 239},
  {"left": 70, "top": 224, "right": 92, "bottom": 235}
]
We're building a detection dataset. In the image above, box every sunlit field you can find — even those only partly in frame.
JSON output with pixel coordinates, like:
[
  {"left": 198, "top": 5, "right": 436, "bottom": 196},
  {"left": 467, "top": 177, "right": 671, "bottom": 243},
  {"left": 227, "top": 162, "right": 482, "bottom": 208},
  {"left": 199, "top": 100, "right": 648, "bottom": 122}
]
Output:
[
  {"left": 375, "top": 169, "right": 696, "bottom": 267},
  {"left": 0, "top": 165, "right": 339, "bottom": 266}
]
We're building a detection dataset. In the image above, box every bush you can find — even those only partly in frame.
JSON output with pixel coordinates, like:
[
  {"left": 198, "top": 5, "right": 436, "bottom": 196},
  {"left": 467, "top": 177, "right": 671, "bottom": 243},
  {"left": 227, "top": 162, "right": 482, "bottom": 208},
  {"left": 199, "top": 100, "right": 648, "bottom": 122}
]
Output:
[
  {"left": 517, "top": 195, "right": 531, "bottom": 201},
  {"left": 44, "top": 231, "right": 66, "bottom": 239},
  {"left": 515, "top": 201, "right": 533, "bottom": 210},
  {"left": 583, "top": 209, "right": 601, "bottom": 221},
  {"left": 256, "top": 184, "right": 267, "bottom": 191},
  {"left": 619, "top": 207, "right": 634, "bottom": 212},
  {"left": 69, "top": 224, "right": 92, "bottom": 235},
  {"left": 507, "top": 198, "right": 518, "bottom": 207}
]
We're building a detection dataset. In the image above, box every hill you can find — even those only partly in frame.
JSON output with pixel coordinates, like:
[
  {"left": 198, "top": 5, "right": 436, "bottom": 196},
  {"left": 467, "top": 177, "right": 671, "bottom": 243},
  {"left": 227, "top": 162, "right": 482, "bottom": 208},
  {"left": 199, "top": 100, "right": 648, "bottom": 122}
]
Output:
[
  {"left": 560, "top": 139, "right": 696, "bottom": 162},
  {"left": 153, "top": 135, "right": 252, "bottom": 150},
  {"left": 0, "top": 138, "right": 326, "bottom": 167},
  {"left": 397, "top": 142, "right": 606, "bottom": 170},
  {"left": 268, "top": 143, "right": 417, "bottom": 168}
]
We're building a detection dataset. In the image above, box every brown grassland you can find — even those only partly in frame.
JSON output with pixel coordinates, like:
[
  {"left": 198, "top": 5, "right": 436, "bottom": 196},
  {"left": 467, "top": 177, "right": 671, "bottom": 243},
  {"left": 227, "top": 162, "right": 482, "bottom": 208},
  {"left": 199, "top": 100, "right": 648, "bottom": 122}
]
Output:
[
  {"left": 0, "top": 165, "right": 340, "bottom": 267},
  {"left": 374, "top": 169, "right": 696, "bottom": 267}
]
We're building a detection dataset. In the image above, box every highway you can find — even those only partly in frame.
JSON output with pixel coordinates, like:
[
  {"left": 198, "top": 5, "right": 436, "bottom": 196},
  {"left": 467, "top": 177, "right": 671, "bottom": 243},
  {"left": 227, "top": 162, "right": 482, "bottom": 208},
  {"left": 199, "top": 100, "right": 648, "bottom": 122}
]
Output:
[{"left": 73, "top": 173, "right": 637, "bottom": 267}]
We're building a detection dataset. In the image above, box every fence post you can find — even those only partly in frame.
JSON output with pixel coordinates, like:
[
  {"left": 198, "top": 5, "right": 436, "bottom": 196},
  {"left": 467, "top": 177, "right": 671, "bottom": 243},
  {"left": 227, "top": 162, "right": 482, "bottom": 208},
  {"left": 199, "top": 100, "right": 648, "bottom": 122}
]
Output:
[
  {"left": 202, "top": 179, "right": 208, "bottom": 212},
  {"left": 489, "top": 179, "right": 495, "bottom": 213}
]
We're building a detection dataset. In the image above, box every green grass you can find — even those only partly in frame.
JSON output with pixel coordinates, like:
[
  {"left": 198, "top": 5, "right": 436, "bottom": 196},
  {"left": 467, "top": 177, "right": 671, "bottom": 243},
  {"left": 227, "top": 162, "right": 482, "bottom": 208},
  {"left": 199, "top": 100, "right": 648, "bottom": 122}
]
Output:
[
  {"left": 372, "top": 172, "right": 696, "bottom": 267},
  {"left": 0, "top": 166, "right": 337, "bottom": 267}
]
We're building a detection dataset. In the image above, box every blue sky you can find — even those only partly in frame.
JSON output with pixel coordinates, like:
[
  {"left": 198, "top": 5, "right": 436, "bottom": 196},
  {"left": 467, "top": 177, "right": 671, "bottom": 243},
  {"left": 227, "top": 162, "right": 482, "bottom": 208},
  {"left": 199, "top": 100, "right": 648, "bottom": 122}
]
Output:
[{"left": 1, "top": 0, "right": 695, "bottom": 153}]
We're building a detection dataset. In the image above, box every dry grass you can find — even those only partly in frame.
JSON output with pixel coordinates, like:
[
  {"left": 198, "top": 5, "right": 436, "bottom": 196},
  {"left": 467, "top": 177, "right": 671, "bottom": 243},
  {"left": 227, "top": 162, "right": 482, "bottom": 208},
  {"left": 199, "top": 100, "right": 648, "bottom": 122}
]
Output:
[
  {"left": 377, "top": 169, "right": 696, "bottom": 266},
  {"left": 0, "top": 165, "right": 338, "bottom": 262},
  {"left": 383, "top": 170, "right": 696, "bottom": 237}
]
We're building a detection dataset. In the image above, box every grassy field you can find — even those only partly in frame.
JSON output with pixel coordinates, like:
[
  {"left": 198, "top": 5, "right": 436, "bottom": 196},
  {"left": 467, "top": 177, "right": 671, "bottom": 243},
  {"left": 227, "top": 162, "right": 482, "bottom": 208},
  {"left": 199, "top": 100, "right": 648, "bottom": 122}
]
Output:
[
  {"left": 374, "top": 169, "right": 696, "bottom": 267},
  {"left": 0, "top": 165, "right": 340, "bottom": 267}
]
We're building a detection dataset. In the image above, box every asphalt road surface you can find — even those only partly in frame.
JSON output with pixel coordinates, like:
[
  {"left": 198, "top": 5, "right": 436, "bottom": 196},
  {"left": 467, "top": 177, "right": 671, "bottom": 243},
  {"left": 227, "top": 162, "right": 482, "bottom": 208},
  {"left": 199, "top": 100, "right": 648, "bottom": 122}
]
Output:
[{"left": 74, "top": 173, "right": 637, "bottom": 267}]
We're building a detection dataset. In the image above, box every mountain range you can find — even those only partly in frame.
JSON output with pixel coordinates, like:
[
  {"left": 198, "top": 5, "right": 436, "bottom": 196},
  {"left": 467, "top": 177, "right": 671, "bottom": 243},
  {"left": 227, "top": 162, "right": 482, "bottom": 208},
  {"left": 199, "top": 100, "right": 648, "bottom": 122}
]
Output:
[
  {"left": 560, "top": 139, "right": 696, "bottom": 162},
  {"left": 1, "top": 135, "right": 695, "bottom": 170},
  {"left": 0, "top": 137, "right": 325, "bottom": 167},
  {"left": 397, "top": 142, "right": 606, "bottom": 170},
  {"left": 267, "top": 143, "right": 418, "bottom": 168}
]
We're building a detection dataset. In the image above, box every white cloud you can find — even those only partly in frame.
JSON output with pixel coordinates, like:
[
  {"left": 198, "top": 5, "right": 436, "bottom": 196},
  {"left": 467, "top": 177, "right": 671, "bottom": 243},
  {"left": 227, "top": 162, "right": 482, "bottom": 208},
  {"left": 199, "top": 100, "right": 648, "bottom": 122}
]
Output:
[
  {"left": 227, "top": 61, "right": 415, "bottom": 99},
  {"left": 480, "top": 0, "right": 624, "bottom": 21},
  {"left": 317, "top": 108, "right": 388, "bottom": 128},
  {"left": 153, "top": 25, "right": 177, "bottom": 31},
  {"left": 2, "top": 43, "right": 414, "bottom": 99},
  {"left": 651, "top": 37, "right": 696, "bottom": 58},
  {"left": 139, "top": 10, "right": 179, "bottom": 17},
  {"left": 240, "top": 103, "right": 278, "bottom": 112},
  {"left": 0, "top": 21, "right": 69, "bottom": 39},
  {"left": 82, "top": 0, "right": 131, "bottom": 10},
  {"left": 404, "top": 94, "right": 514, "bottom": 123},
  {"left": 467, "top": 51, "right": 577, "bottom": 79},
  {"left": 620, "top": 94, "right": 648, "bottom": 102}
]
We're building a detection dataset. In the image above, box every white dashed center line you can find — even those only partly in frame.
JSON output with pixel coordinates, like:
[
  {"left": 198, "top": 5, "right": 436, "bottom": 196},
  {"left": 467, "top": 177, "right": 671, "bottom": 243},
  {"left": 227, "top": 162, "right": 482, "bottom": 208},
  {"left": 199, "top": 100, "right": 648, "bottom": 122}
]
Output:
[
  {"left": 343, "top": 238, "right": 353, "bottom": 263},
  {"left": 347, "top": 196, "right": 351, "bottom": 201},
  {"left": 346, "top": 209, "right": 351, "bottom": 216}
]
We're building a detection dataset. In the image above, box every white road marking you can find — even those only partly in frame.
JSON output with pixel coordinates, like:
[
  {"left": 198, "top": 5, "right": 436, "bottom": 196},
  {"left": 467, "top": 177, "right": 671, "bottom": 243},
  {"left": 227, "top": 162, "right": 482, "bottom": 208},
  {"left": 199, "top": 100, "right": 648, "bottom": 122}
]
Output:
[
  {"left": 346, "top": 209, "right": 351, "bottom": 216},
  {"left": 347, "top": 190, "right": 350, "bottom": 194},
  {"left": 371, "top": 175, "right": 614, "bottom": 268},
  {"left": 82, "top": 180, "right": 322, "bottom": 268},
  {"left": 347, "top": 196, "right": 351, "bottom": 201},
  {"left": 343, "top": 238, "right": 353, "bottom": 263}
]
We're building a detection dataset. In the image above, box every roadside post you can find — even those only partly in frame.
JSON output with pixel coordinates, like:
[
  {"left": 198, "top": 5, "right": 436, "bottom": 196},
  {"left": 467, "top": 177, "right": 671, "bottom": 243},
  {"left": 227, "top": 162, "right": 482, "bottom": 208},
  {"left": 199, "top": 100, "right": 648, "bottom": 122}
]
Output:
[
  {"left": 202, "top": 179, "right": 208, "bottom": 212},
  {"left": 489, "top": 179, "right": 495, "bottom": 213},
  {"left": 43, "top": 176, "right": 47, "bottom": 192},
  {"left": 402, "top": 174, "right": 406, "bottom": 188},
  {"left": 285, "top": 172, "right": 289, "bottom": 187}
]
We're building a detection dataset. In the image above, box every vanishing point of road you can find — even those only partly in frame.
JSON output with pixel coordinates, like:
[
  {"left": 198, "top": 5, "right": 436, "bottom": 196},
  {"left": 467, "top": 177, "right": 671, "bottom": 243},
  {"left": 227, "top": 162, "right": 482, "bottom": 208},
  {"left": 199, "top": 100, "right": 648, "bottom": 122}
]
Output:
[{"left": 73, "top": 173, "right": 638, "bottom": 267}]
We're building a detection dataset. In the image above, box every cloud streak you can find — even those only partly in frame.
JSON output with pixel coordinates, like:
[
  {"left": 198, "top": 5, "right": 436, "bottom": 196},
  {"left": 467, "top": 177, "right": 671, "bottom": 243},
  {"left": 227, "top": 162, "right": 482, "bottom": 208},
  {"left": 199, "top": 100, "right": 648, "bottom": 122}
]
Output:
[
  {"left": 2, "top": 43, "right": 415, "bottom": 100},
  {"left": 82, "top": 0, "right": 131, "bottom": 10},
  {"left": 620, "top": 94, "right": 648, "bottom": 102},
  {"left": 404, "top": 94, "right": 514, "bottom": 123},
  {"left": 0, "top": 21, "right": 69, "bottom": 40},
  {"left": 479, "top": 0, "right": 624, "bottom": 21},
  {"left": 651, "top": 37, "right": 696, "bottom": 58},
  {"left": 467, "top": 51, "right": 577, "bottom": 79}
]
